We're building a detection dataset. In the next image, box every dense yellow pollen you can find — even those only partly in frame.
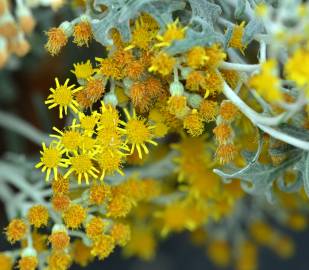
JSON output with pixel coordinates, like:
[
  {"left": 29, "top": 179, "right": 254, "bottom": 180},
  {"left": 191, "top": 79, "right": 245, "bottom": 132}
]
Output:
[
  {"left": 5, "top": 219, "right": 27, "bottom": 243},
  {"left": 27, "top": 205, "right": 49, "bottom": 228},
  {"left": 91, "top": 234, "right": 115, "bottom": 260},
  {"left": 156, "top": 19, "right": 186, "bottom": 47},
  {"left": 53, "top": 86, "right": 72, "bottom": 105},
  {"left": 73, "top": 21, "right": 93, "bottom": 47},
  {"left": 71, "top": 154, "right": 92, "bottom": 174},
  {"left": 89, "top": 184, "right": 112, "bottom": 205},
  {"left": 61, "top": 131, "right": 81, "bottom": 150},
  {"left": 149, "top": 52, "right": 176, "bottom": 76},
  {"left": 42, "top": 148, "right": 61, "bottom": 168},
  {"left": 126, "top": 119, "right": 151, "bottom": 144},
  {"left": 63, "top": 204, "right": 86, "bottom": 229},
  {"left": 18, "top": 256, "right": 38, "bottom": 270},
  {"left": 228, "top": 22, "right": 246, "bottom": 53},
  {"left": 71, "top": 61, "right": 94, "bottom": 80},
  {"left": 48, "top": 251, "right": 72, "bottom": 270},
  {"left": 49, "top": 231, "right": 70, "bottom": 250},
  {"left": 45, "top": 27, "right": 67, "bottom": 56},
  {"left": 86, "top": 217, "right": 105, "bottom": 239}
]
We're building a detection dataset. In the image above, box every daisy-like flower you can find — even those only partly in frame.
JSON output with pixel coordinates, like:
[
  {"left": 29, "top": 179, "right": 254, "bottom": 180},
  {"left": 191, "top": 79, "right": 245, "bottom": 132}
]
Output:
[
  {"left": 64, "top": 150, "right": 99, "bottom": 184},
  {"left": 71, "top": 60, "right": 95, "bottom": 81},
  {"left": 35, "top": 143, "right": 67, "bottom": 181},
  {"left": 45, "top": 78, "right": 82, "bottom": 119},
  {"left": 155, "top": 18, "right": 187, "bottom": 48},
  {"left": 50, "top": 119, "right": 82, "bottom": 153},
  {"left": 120, "top": 108, "right": 157, "bottom": 159}
]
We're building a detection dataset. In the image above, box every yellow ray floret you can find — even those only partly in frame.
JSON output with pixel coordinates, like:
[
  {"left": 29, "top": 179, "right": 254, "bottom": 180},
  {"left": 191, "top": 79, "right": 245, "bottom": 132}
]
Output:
[
  {"left": 35, "top": 142, "right": 67, "bottom": 181},
  {"left": 45, "top": 78, "right": 82, "bottom": 119},
  {"left": 120, "top": 108, "right": 157, "bottom": 159}
]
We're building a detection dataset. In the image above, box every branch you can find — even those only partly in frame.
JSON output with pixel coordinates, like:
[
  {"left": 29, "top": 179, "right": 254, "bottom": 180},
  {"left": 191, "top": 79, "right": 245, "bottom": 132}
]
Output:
[{"left": 0, "top": 110, "right": 51, "bottom": 145}]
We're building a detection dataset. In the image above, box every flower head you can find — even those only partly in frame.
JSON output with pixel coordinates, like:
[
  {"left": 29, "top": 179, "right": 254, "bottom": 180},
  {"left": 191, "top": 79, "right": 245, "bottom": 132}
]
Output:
[
  {"left": 155, "top": 18, "right": 186, "bottom": 47},
  {"left": 120, "top": 108, "right": 157, "bottom": 159},
  {"left": 110, "top": 223, "right": 131, "bottom": 247},
  {"left": 35, "top": 143, "right": 67, "bottom": 181},
  {"left": 45, "top": 27, "right": 68, "bottom": 56},
  {"left": 71, "top": 60, "right": 95, "bottom": 80},
  {"left": 149, "top": 52, "right": 176, "bottom": 76},
  {"left": 47, "top": 251, "right": 72, "bottom": 270},
  {"left": 187, "top": 46, "right": 209, "bottom": 68},
  {"left": 85, "top": 217, "right": 105, "bottom": 240},
  {"left": 27, "top": 205, "right": 49, "bottom": 228},
  {"left": 18, "top": 255, "right": 38, "bottom": 270},
  {"left": 73, "top": 20, "right": 93, "bottom": 47},
  {"left": 49, "top": 230, "right": 70, "bottom": 250},
  {"left": 45, "top": 78, "right": 82, "bottom": 119},
  {"left": 6, "top": 219, "right": 27, "bottom": 243},
  {"left": 63, "top": 204, "right": 86, "bottom": 229},
  {"left": 91, "top": 235, "right": 115, "bottom": 260},
  {"left": 64, "top": 150, "right": 99, "bottom": 184},
  {"left": 228, "top": 21, "right": 246, "bottom": 53}
]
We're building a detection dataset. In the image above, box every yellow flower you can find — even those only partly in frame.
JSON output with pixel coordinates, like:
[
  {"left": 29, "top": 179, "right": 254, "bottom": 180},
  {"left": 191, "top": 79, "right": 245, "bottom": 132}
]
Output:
[
  {"left": 107, "top": 192, "right": 132, "bottom": 218},
  {"left": 64, "top": 150, "right": 99, "bottom": 184},
  {"left": 35, "top": 143, "right": 67, "bottom": 181},
  {"left": 48, "top": 231, "right": 70, "bottom": 250},
  {"left": 228, "top": 21, "right": 246, "bottom": 53},
  {"left": 285, "top": 47, "right": 309, "bottom": 89},
  {"left": 199, "top": 100, "right": 218, "bottom": 122},
  {"left": 186, "top": 46, "right": 209, "bottom": 68},
  {"left": 47, "top": 251, "right": 72, "bottom": 270},
  {"left": 51, "top": 174, "right": 70, "bottom": 194},
  {"left": 205, "top": 44, "right": 226, "bottom": 68},
  {"left": 120, "top": 108, "right": 157, "bottom": 159},
  {"left": 236, "top": 241, "right": 258, "bottom": 270},
  {"left": 96, "top": 149, "right": 124, "bottom": 180},
  {"left": 183, "top": 110, "right": 204, "bottom": 137},
  {"left": 125, "top": 16, "right": 158, "bottom": 50},
  {"left": 45, "top": 27, "right": 68, "bottom": 56},
  {"left": 73, "top": 20, "right": 93, "bottom": 47},
  {"left": 89, "top": 183, "right": 112, "bottom": 205},
  {"left": 110, "top": 223, "right": 131, "bottom": 247},
  {"left": 63, "top": 204, "right": 86, "bottom": 229},
  {"left": 45, "top": 78, "right": 82, "bottom": 119},
  {"left": 27, "top": 205, "right": 49, "bottom": 228},
  {"left": 71, "top": 60, "right": 95, "bottom": 80},
  {"left": 85, "top": 217, "right": 105, "bottom": 240},
  {"left": 155, "top": 18, "right": 186, "bottom": 47},
  {"left": 249, "top": 60, "right": 282, "bottom": 102},
  {"left": 78, "top": 112, "right": 99, "bottom": 133},
  {"left": 51, "top": 121, "right": 82, "bottom": 153},
  {"left": 5, "top": 219, "right": 27, "bottom": 243},
  {"left": 18, "top": 255, "right": 38, "bottom": 270},
  {"left": 91, "top": 234, "right": 115, "bottom": 260},
  {"left": 149, "top": 52, "right": 176, "bottom": 76}
]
